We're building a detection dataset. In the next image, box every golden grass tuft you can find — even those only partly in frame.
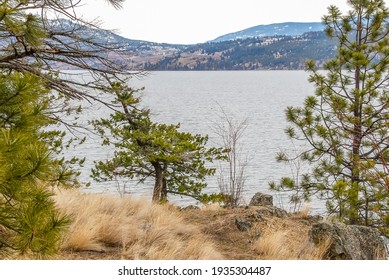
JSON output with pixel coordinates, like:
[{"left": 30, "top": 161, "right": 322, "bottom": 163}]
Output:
[
  {"left": 253, "top": 218, "right": 330, "bottom": 260},
  {"left": 54, "top": 189, "right": 222, "bottom": 260},
  {"left": 294, "top": 205, "right": 311, "bottom": 219}
]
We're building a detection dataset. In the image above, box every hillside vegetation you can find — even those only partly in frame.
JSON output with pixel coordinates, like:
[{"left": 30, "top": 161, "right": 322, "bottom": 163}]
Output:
[
  {"left": 148, "top": 32, "right": 336, "bottom": 70},
  {"left": 50, "top": 19, "right": 336, "bottom": 71}
]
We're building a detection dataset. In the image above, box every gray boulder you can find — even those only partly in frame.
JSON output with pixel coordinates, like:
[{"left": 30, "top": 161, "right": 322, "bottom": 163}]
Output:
[
  {"left": 249, "top": 192, "right": 273, "bottom": 207},
  {"left": 255, "top": 207, "right": 288, "bottom": 219},
  {"left": 309, "top": 222, "right": 388, "bottom": 260},
  {"left": 234, "top": 217, "right": 252, "bottom": 232}
]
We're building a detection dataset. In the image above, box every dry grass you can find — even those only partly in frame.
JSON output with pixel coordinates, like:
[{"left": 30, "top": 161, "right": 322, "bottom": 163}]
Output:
[
  {"left": 47, "top": 190, "right": 331, "bottom": 260},
  {"left": 253, "top": 218, "right": 330, "bottom": 260},
  {"left": 54, "top": 189, "right": 222, "bottom": 260},
  {"left": 3, "top": 189, "right": 382, "bottom": 260},
  {"left": 180, "top": 205, "right": 330, "bottom": 260}
]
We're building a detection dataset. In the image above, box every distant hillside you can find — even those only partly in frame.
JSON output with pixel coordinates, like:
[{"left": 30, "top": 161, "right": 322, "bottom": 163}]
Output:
[
  {"left": 48, "top": 18, "right": 187, "bottom": 52},
  {"left": 50, "top": 19, "right": 335, "bottom": 71},
  {"left": 212, "top": 22, "right": 325, "bottom": 42},
  {"left": 146, "top": 32, "right": 336, "bottom": 70}
]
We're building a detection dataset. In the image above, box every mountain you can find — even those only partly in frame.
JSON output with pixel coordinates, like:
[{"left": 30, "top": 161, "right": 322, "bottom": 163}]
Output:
[
  {"left": 46, "top": 18, "right": 188, "bottom": 69},
  {"left": 151, "top": 32, "right": 336, "bottom": 70},
  {"left": 212, "top": 22, "right": 325, "bottom": 42},
  {"left": 48, "top": 19, "right": 335, "bottom": 70},
  {"left": 48, "top": 18, "right": 186, "bottom": 52}
]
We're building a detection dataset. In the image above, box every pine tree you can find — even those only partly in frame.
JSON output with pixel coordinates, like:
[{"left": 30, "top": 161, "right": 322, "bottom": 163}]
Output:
[
  {"left": 92, "top": 81, "right": 226, "bottom": 203},
  {"left": 0, "top": 0, "right": 130, "bottom": 257},
  {"left": 270, "top": 0, "right": 389, "bottom": 231},
  {"left": 0, "top": 72, "right": 77, "bottom": 257}
]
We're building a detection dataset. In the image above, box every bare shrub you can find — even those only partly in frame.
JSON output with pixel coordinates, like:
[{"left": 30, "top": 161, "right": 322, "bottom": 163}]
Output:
[{"left": 211, "top": 107, "right": 249, "bottom": 207}]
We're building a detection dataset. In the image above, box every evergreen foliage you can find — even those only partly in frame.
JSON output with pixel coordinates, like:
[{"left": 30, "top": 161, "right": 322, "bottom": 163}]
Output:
[
  {"left": 270, "top": 0, "right": 389, "bottom": 232},
  {"left": 0, "top": 0, "right": 126, "bottom": 257},
  {"left": 92, "top": 81, "right": 226, "bottom": 203},
  {"left": 0, "top": 72, "right": 77, "bottom": 257}
]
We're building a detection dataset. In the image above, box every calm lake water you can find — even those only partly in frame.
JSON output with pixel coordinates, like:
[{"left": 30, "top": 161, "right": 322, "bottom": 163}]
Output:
[{"left": 69, "top": 71, "right": 326, "bottom": 214}]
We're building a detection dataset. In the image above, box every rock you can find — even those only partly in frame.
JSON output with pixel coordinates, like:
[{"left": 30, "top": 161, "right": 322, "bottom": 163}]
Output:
[
  {"left": 255, "top": 207, "right": 288, "bottom": 219},
  {"left": 309, "top": 222, "right": 388, "bottom": 260},
  {"left": 272, "top": 207, "right": 288, "bottom": 218},
  {"left": 250, "top": 212, "right": 265, "bottom": 222},
  {"left": 234, "top": 217, "right": 252, "bottom": 232},
  {"left": 249, "top": 192, "right": 273, "bottom": 207},
  {"left": 255, "top": 209, "right": 273, "bottom": 217},
  {"left": 180, "top": 205, "right": 200, "bottom": 211},
  {"left": 309, "top": 215, "right": 324, "bottom": 222}
]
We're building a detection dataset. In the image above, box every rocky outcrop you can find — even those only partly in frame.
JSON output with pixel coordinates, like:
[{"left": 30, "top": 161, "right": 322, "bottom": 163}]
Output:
[
  {"left": 249, "top": 192, "right": 273, "bottom": 207},
  {"left": 234, "top": 217, "right": 252, "bottom": 232},
  {"left": 309, "top": 222, "right": 388, "bottom": 260},
  {"left": 248, "top": 192, "right": 288, "bottom": 219},
  {"left": 181, "top": 205, "right": 200, "bottom": 211},
  {"left": 234, "top": 192, "right": 288, "bottom": 232},
  {"left": 255, "top": 207, "right": 288, "bottom": 219}
]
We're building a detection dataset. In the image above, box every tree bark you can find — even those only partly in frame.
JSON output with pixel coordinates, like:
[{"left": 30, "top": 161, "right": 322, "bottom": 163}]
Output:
[
  {"left": 349, "top": 18, "right": 363, "bottom": 225},
  {"left": 152, "top": 162, "right": 164, "bottom": 203}
]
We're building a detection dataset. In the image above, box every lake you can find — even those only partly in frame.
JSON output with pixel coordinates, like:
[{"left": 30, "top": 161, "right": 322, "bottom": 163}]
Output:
[{"left": 69, "top": 71, "right": 326, "bottom": 214}]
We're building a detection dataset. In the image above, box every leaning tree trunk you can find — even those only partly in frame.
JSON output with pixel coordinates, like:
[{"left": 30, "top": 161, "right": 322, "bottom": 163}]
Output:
[{"left": 152, "top": 162, "right": 164, "bottom": 203}]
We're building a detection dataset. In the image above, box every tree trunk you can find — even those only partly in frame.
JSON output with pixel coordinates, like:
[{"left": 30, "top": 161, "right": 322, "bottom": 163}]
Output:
[
  {"left": 350, "top": 79, "right": 362, "bottom": 224},
  {"left": 349, "top": 69, "right": 362, "bottom": 225},
  {"left": 152, "top": 162, "right": 164, "bottom": 203},
  {"left": 349, "top": 19, "right": 363, "bottom": 225},
  {"left": 161, "top": 178, "right": 168, "bottom": 202}
]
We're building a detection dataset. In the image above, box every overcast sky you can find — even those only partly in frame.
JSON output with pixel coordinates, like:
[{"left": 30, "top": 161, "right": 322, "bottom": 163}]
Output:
[{"left": 75, "top": 0, "right": 379, "bottom": 44}]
